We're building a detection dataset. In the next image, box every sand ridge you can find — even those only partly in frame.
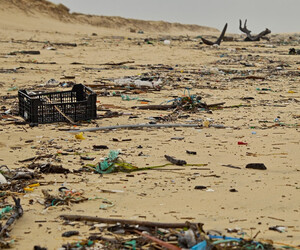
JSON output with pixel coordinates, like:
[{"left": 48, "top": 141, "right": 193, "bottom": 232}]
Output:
[{"left": 0, "top": 0, "right": 219, "bottom": 34}]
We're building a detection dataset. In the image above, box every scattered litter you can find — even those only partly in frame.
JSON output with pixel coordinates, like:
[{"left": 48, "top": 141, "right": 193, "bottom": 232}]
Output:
[
  {"left": 18, "top": 84, "right": 97, "bottom": 124},
  {"left": 269, "top": 226, "right": 286, "bottom": 233},
  {"left": 1, "top": 15, "right": 299, "bottom": 249},
  {"left": 62, "top": 231, "right": 80, "bottom": 237},
  {"left": 58, "top": 214, "right": 290, "bottom": 249}
]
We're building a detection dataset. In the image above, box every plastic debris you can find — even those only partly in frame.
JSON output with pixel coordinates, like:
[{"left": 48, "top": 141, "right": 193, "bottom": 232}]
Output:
[{"left": 75, "top": 132, "right": 86, "bottom": 140}]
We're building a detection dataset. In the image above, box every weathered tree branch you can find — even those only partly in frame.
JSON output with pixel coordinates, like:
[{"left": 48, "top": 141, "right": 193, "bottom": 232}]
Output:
[
  {"left": 201, "top": 23, "right": 228, "bottom": 46},
  {"left": 60, "top": 214, "right": 202, "bottom": 229},
  {"left": 239, "top": 19, "right": 271, "bottom": 41}
]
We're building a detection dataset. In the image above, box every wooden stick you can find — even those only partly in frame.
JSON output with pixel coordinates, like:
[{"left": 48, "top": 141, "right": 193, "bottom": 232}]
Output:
[
  {"left": 68, "top": 123, "right": 201, "bottom": 133},
  {"left": 60, "top": 214, "right": 200, "bottom": 228},
  {"left": 44, "top": 96, "right": 75, "bottom": 124}
]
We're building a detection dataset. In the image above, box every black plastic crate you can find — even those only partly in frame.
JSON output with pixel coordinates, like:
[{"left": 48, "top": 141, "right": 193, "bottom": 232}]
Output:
[{"left": 18, "top": 84, "right": 97, "bottom": 124}]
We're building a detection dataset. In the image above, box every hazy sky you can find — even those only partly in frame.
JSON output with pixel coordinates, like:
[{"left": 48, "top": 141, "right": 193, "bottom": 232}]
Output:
[{"left": 49, "top": 0, "right": 300, "bottom": 34}]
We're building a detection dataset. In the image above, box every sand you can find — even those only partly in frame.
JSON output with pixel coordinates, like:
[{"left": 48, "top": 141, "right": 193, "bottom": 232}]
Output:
[{"left": 0, "top": 0, "right": 299, "bottom": 249}]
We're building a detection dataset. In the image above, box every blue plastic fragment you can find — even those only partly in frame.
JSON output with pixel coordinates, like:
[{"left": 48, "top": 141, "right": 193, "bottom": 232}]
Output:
[{"left": 190, "top": 240, "right": 207, "bottom": 250}]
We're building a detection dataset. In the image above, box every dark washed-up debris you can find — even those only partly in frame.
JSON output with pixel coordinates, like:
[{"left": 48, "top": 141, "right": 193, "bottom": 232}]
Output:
[
  {"left": 80, "top": 156, "right": 95, "bottom": 161},
  {"left": 186, "top": 150, "right": 197, "bottom": 155},
  {"left": 34, "top": 246, "right": 47, "bottom": 250},
  {"left": 28, "top": 163, "right": 70, "bottom": 173},
  {"left": 246, "top": 163, "right": 267, "bottom": 170},
  {"left": 164, "top": 155, "right": 187, "bottom": 166},
  {"left": 194, "top": 185, "right": 207, "bottom": 190},
  {"left": 62, "top": 231, "right": 80, "bottom": 237},
  {"left": 8, "top": 50, "right": 40, "bottom": 55},
  {"left": 93, "top": 145, "right": 109, "bottom": 150},
  {"left": 289, "top": 48, "right": 300, "bottom": 55}
]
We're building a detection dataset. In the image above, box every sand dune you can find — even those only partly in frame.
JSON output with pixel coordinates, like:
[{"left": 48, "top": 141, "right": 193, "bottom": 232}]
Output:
[{"left": 0, "top": 0, "right": 218, "bottom": 34}]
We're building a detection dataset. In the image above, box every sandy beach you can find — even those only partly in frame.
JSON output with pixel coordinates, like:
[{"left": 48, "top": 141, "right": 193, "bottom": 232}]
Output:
[{"left": 0, "top": 0, "right": 299, "bottom": 249}]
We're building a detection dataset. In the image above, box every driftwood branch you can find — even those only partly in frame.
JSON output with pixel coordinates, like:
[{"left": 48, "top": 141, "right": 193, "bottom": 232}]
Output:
[
  {"left": 0, "top": 197, "right": 23, "bottom": 238},
  {"left": 68, "top": 123, "right": 202, "bottom": 133},
  {"left": 239, "top": 19, "right": 271, "bottom": 41},
  {"left": 201, "top": 23, "right": 228, "bottom": 45},
  {"left": 60, "top": 214, "right": 201, "bottom": 228}
]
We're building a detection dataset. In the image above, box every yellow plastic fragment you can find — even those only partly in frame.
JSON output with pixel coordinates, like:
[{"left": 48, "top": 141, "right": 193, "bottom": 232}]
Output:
[
  {"left": 24, "top": 188, "right": 34, "bottom": 192},
  {"left": 203, "top": 120, "right": 210, "bottom": 128},
  {"left": 28, "top": 183, "right": 40, "bottom": 188},
  {"left": 75, "top": 132, "right": 86, "bottom": 140}
]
